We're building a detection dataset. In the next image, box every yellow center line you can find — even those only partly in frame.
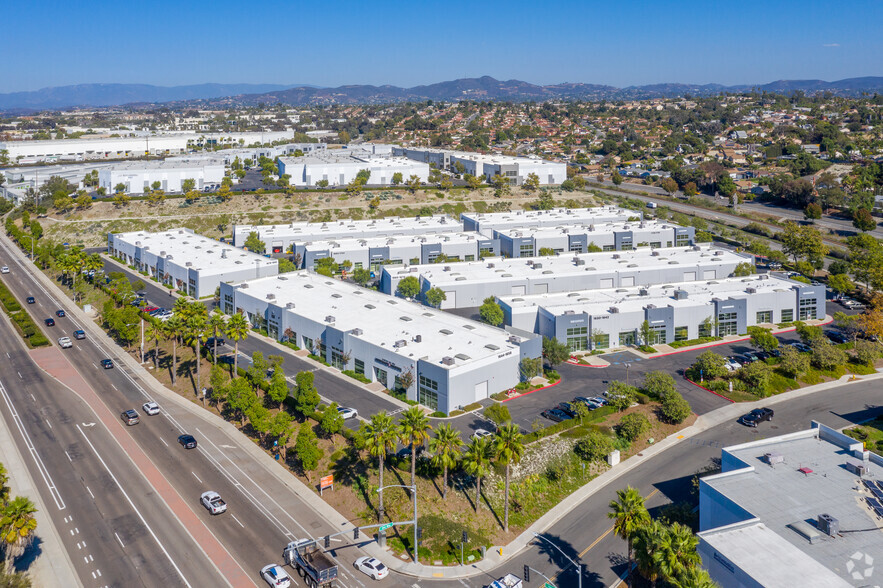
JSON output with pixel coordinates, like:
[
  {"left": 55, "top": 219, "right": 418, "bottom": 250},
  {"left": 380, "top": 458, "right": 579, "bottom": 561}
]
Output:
[{"left": 548, "top": 488, "right": 661, "bottom": 584}]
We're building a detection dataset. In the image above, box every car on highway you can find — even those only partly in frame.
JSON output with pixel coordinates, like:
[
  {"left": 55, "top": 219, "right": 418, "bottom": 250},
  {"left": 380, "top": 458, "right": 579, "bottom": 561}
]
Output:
[
  {"left": 260, "top": 564, "right": 291, "bottom": 588},
  {"left": 58, "top": 337, "right": 72, "bottom": 349},
  {"left": 354, "top": 556, "right": 389, "bottom": 580},
  {"left": 470, "top": 428, "right": 494, "bottom": 441},
  {"left": 178, "top": 434, "right": 197, "bottom": 449},
  {"left": 200, "top": 491, "right": 227, "bottom": 515},
  {"left": 0, "top": 267, "right": 8, "bottom": 274},
  {"left": 26, "top": 297, "right": 35, "bottom": 304},
  {"left": 336, "top": 406, "right": 358, "bottom": 420},
  {"left": 121, "top": 409, "right": 140, "bottom": 425},
  {"left": 44, "top": 318, "right": 55, "bottom": 327},
  {"left": 101, "top": 359, "right": 114, "bottom": 369},
  {"left": 73, "top": 330, "right": 86, "bottom": 340},
  {"left": 739, "top": 407, "right": 774, "bottom": 428},
  {"left": 142, "top": 401, "right": 160, "bottom": 415},
  {"left": 55, "top": 309, "right": 66, "bottom": 318},
  {"left": 541, "top": 408, "right": 572, "bottom": 422}
]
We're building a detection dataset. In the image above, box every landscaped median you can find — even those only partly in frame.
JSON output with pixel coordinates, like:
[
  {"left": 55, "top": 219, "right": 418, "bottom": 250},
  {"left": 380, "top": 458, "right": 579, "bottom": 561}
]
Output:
[{"left": 0, "top": 277, "right": 50, "bottom": 348}]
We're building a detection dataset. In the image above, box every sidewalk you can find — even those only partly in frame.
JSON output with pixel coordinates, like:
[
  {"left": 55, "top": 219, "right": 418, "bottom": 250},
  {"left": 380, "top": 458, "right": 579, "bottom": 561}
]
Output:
[{"left": 0, "top": 400, "right": 82, "bottom": 588}]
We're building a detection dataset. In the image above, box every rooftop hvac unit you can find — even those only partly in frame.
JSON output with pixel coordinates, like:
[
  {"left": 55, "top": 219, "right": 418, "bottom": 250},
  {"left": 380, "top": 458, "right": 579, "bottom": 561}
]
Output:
[
  {"left": 394, "top": 339, "right": 407, "bottom": 348},
  {"left": 266, "top": 293, "right": 275, "bottom": 300},
  {"left": 351, "top": 328, "right": 363, "bottom": 336},
  {"left": 135, "top": 241, "right": 142, "bottom": 247},
  {"left": 609, "top": 307, "right": 619, "bottom": 314},
  {"left": 414, "top": 334, "right": 422, "bottom": 342},
  {"left": 160, "top": 251, "right": 166, "bottom": 257},
  {"left": 325, "top": 315, "right": 336, "bottom": 323},
  {"left": 746, "top": 287, "right": 757, "bottom": 294},
  {"left": 564, "top": 310, "right": 575, "bottom": 315},
  {"left": 646, "top": 304, "right": 657, "bottom": 309},
  {"left": 693, "top": 246, "right": 702, "bottom": 251},
  {"left": 674, "top": 290, "right": 689, "bottom": 300},
  {"left": 764, "top": 452, "right": 784, "bottom": 466},
  {"left": 612, "top": 254, "right": 620, "bottom": 259},
  {"left": 639, "top": 288, "right": 649, "bottom": 296},
  {"left": 286, "top": 302, "right": 295, "bottom": 309},
  {"left": 240, "top": 283, "right": 248, "bottom": 289},
  {"left": 846, "top": 458, "right": 866, "bottom": 476},
  {"left": 818, "top": 514, "right": 839, "bottom": 536},
  {"left": 444, "top": 266, "right": 451, "bottom": 271},
  {"left": 714, "top": 250, "right": 724, "bottom": 256},
  {"left": 441, "top": 356, "right": 455, "bottom": 365},
  {"left": 651, "top": 251, "right": 660, "bottom": 256},
  {"left": 508, "top": 335, "right": 521, "bottom": 344},
  {"left": 533, "top": 262, "right": 543, "bottom": 269},
  {"left": 221, "top": 249, "right": 227, "bottom": 258},
  {"left": 487, "top": 263, "right": 495, "bottom": 268},
  {"left": 575, "top": 259, "right": 586, "bottom": 266},
  {"left": 186, "top": 262, "right": 193, "bottom": 267}
]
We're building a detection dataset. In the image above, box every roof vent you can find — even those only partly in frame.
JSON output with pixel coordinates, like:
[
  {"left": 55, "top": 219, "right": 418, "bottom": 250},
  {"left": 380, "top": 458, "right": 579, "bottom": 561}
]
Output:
[
  {"left": 714, "top": 250, "right": 724, "bottom": 256},
  {"left": 575, "top": 259, "right": 586, "bottom": 266},
  {"left": 325, "top": 315, "right": 335, "bottom": 323},
  {"left": 239, "top": 283, "right": 248, "bottom": 289},
  {"left": 414, "top": 335, "right": 422, "bottom": 343},
  {"left": 364, "top": 304, "right": 375, "bottom": 309}
]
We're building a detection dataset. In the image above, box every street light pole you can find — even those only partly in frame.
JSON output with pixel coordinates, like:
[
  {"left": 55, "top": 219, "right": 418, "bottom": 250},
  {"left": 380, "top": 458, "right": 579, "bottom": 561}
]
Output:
[
  {"left": 533, "top": 532, "right": 583, "bottom": 588},
  {"left": 624, "top": 362, "right": 632, "bottom": 386},
  {"left": 377, "top": 484, "right": 419, "bottom": 564}
]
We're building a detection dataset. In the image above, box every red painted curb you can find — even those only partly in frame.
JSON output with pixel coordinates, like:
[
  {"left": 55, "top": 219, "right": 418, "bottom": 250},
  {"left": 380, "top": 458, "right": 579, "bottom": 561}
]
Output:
[
  {"left": 684, "top": 377, "right": 736, "bottom": 403},
  {"left": 501, "top": 378, "right": 562, "bottom": 402},
  {"left": 566, "top": 359, "right": 608, "bottom": 368}
]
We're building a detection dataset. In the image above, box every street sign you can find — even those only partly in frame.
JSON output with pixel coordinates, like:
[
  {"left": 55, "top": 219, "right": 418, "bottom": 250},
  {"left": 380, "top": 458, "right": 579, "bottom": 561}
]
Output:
[
  {"left": 543, "top": 583, "right": 556, "bottom": 588},
  {"left": 320, "top": 475, "right": 334, "bottom": 496},
  {"left": 379, "top": 523, "right": 394, "bottom": 532}
]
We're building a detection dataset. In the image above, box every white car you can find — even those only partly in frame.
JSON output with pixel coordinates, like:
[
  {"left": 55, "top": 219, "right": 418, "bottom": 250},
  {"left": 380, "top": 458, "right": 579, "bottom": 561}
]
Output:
[
  {"left": 470, "top": 429, "right": 494, "bottom": 441},
  {"left": 142, "top": 401, "right": 160, "bottom": 416},
  {"left": 200, "top": 491, "right": 227, "bottom": 515},
  {"left": 337, "top": 406, "right": 358, "bottom": 420},
  {"left": 354, "top": 556, "right": 389, "bottom": 580},
  {"left": 724, "top": 358, "right": 742, "bottom": 372},
  {"left": 57, "top": 337, "right": 73, "bottom": 349},
  {"left": 260, "top": 564, "right": 291, "bottom": 588},
  {"left": 0, "top": 266, "right": 8, "bottom": 274}
]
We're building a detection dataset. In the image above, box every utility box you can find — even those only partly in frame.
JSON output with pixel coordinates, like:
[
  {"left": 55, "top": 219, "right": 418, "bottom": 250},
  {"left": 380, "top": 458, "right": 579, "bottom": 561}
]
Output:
[
  {"left": 608, "top": 449, "right": 621, "bottom": 467},
  {"left": 818, "top": 513, "right": 839, "bottom": 536}
]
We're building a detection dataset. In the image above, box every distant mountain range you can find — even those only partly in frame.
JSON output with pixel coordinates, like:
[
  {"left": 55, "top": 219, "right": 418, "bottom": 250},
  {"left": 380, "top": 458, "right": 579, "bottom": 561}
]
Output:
[{"left": 2, "top": 76, "right": 883, "bottom": 112}]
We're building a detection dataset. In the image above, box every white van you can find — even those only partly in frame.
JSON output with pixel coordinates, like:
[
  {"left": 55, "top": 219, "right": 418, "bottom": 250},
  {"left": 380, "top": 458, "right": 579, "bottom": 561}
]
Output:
[{"left": 646, "top": 201, "right": 657, "bottom": 209}]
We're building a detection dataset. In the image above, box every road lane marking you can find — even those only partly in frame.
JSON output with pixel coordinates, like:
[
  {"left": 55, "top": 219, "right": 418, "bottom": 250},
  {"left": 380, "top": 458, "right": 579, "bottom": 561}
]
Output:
[
  {"left": 115, "top": 532, "right": 125, "bottom": 548},
  {"left": 230, "top": 513, "right": 245, "bottom": 528},
  {"left": 76, "top": 424, "right": 193, "bottom": 588},
  {"left": 111, "top": 384, "right": 118, "bottom": 392},
  {"left": 45, "top": 419, "right": 52, "bottom": 429},
  {"left": 29, "top": 394, "right": 35, "bottom": 402},
  {"left": 191, "top": 471, "right": 202, "bottom": 484},
  {"left": 159, "top": 437, "right": 168, "bottom": 447},
  {"left": 87, "top": 486, "right": 94, "bottom": 500},
  {"left": 92, "top": 363, "right": 97, "bottom": 369},
  {"left": 64, "top": 451, "right": 71, "bottom": 461},
  {"left": 17, "top": 372, "right": 21, "bottom": 379},
  {"left": 0, "top": 379, "right": 65, "bottom": 510}
]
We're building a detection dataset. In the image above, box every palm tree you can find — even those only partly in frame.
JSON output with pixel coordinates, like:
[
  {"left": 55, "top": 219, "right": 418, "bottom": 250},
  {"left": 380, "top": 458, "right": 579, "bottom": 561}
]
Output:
[
  {"left": 462, "top": 437, "right": 494, "bottom": 512},
  {"left": 398, "top": 406, "right": 432, "bottom": 492},
  {"left": 494, "top": 423, "right": 524, "bottom": 532},
  {"left": 0, "top": 463, "right": 9, "bottom": 504},
  {"left": 0, "top": 496, "right": 38, "bottom": 564},
  {"left": 187, "top": 310, "right": 208, "bottom": 400},
  {"left": 363, "top": 412, "right": 400, "bottom": 521},
  {"left": 147, "top": 320, "right": 165, "bottom": 368},
  {"left": 657, "top": 522, "right": 701, "bottom": 584},
  {"left": 164, "top": 315, "right": 184, "bottom": 384},
  {"left": 208, "top": 309, "right": 226, "bottom": 364},
  {"left": 607, "top": 486, "right": 650, "bottom": 588},
  {"left": 429, "top": 423, "right": 462, "bottom": 500},
  {"left": 173, "top": 297, "right": 195, "bottom": 321},
  {"left": 633, "top": 520, "right": 666, "bottom": 588},
  {"left": 225, "top": 313, "right": 250, "bottom": 374},
  {"left": 672, "top": 566, "right": 717, "bottom": 588}
]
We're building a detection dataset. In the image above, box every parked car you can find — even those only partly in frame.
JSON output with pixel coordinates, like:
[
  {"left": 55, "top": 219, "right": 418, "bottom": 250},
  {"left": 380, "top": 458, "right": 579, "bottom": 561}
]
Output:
[
  {"left": 143, "top": 306, "right": 160, "bottom": 314},
  {"left": 573, "top": 396, "right": 603, "bottom": 409},
  {"left": 56, "top": 309, "right": 65, "bottom": 318},
  {"left": 470, "top": 429, "right": 494, "bottom": 441},
  {"left": 200, "top": 491, "right": 227, "bottom": 515},
  {"left": 44, "top": 318, "right": 55, "bottom": 327},
  {"left": 58, "top": 337, "right": 72, "bottom": 349},
  {"left": 0, "top": 266, "right": 9, "bottom": 274},
  {"left": 205, "top": 336, "right": 226, "bottom": 348},
  {"left": 541, "top": 408, "right": 572, "bottom": 422},
  {"left": 354, "top": 556, "right": 389, "bottom": 580},
  {"left": 178, "top": 434, "right": 197, "bottom": 449},
  {"left": 555, "top": 402, "right": 578, "bottom": 417},
  {"left": 121, "top": 409, "right": 140, "bottom": 425},
  {"left": 73, "top": 330, "right": 86, "bottom": 340},
  {"left": 789, "top": 342, "right": 812, "bottom": 353},
  {"left": 739, "top": 407, "right": 774, "bottom": 427},
  {"left": 724, "top": 357, "right": 742, "bottom": 371},
  {"left": 101, "top": 359, "right": 114, "bottom": 369},
  {"left": 260, "top": 564, "right": 292, "bottom": 588},
  {"left": 741, "top": 351, "right": 761, "bottom": 363},
  {"left": 26, "top": 297, "right": 35, "bottom": 304},
  {"left": 827, "top": 331, "right": 849, "bottom": 344},
  {"left": 336, "top": 406, "right": 358, "bottom": 420},
  {"left": 142, "top": 401, "right": 160, "bottom": 415}
]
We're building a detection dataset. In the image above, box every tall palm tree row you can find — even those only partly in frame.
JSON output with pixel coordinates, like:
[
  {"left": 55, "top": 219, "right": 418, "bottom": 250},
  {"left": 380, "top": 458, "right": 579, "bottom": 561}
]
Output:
[
  {"left": 225, "top": 313, "right": 250, "bottom": 374},
  {"left": 0, "top": 495, "right": 38, "bottom": 566},
  {"left": 428, "top": 423, "right": 462, "bottom": 500},
  {"left": 208, "top": 309, "right": 227, "bottom": 365},
  {"left": 608, "top": 486, "right": 650, "bottom": 588},
  {"left": 163, "top": 315, "right": 184, "bottom": 385},
  {"left": 462, "top": 436, "right": 493, "bottom": 512},
  {"left": 494, "top": 423, "right": 524, "bottom": 532},
  {"left": 363, "top": 412, "right": 399, "bottom": 522},
  {"left": 398, "top": 407, "right": 432, "bottom": 494}
]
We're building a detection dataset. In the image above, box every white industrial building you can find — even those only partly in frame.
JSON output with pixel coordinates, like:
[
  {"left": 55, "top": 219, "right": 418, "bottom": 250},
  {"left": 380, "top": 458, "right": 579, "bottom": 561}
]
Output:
[
  {"left": 494, "top": 220, "right": 695, "bottom": 257},
  {"left": 497, "top": 274, "right": 825, "bottom": 350},
  {"left": 1, "top": 162, "right": 117, "bottom": 191},
  {"left": 108, "top": 228, "right": 278, "bottom": 298},
  {"left": 276, "top": 153, "right": 429, "bottom": 187},
  {"left": 380, "top": 246, "right": 751, "bottom": 310},
  {"left": 697, "top": 422, "right": 878, "bottom": 587},
  {"left": 392, "top": 147, "right": 567, "bottom": 185},
  {"left": 219, "top": 272, "right": 541, "bottom": 413},
  {"left": 98, "top": 161, "right": 225, "bottom": 194},
  {"left": 300, "top": 232, "right": 499, "bottom": 271},
  {"left": 461, "top": 207, "right": 640, "bottom": 235},
  {"left": 167, "top": 142, "right": 326, "bottom": 167},
  {"left": 232, "top": 215, "right": 461, "bottom": 252},
  {"left": 0, "top": 131, "right": 299, "bottom": 164}
]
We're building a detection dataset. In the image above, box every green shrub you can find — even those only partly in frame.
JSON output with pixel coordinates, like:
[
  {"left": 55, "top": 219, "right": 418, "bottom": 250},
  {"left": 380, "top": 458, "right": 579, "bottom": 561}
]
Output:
[
  {"left": 429, "top": 411, "right": 446, "bottom": 418},
  {"left": 574, "top": 432, "right": 614, "bottom": 462},
  {"left": 616, "top": 413, "right": 650, "bottom": 442},
  {"left": 544, "top": 369, "right": 561, "bottom": 383},
  {"left": 491, "top": 391, "right": 509, "bottom": 401},
  {"left": 461, "top": 402, "right": 482, "bottom": 412},
  {"left": 483, "top": 404, "right": 511, "bottom": 424},
  {"left": 341, "top": 369, "right": 371, "bottom": 384},
  {"left": 660, "top": 392, "right": 692, "bottom": 424}
]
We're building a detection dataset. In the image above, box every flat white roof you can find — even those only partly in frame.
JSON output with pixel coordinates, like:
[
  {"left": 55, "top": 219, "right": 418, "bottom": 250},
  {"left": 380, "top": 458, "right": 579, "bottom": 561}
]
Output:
[
  {"left": 232, "top": 272, "right": 526, "bottom": 368},
  {"left": 461, "top": 206, "right": 638, "bottom": 226},
  {"left": 386, "top": 246, "right": 749, "bottom": 285},
  {"left": 499, "top": 275, "right": 801, "bottom": 315},
  {"left": 278, "top": 153, "right": 426, "bottom": 168},
  {"left": 493, "top": 219, "right": 683, "bottom": 239},
  {"left": 303, "top": 231, "right": 489, "bottom": 250},
  {"left": 112, "top": 229, "right": 277, "bottom": 274},
  {"left": 101, "top": 160, "right": 222, "bottom": 172},
  {"left": 235, "top": 215, "right": 460, "bottom": 240}
]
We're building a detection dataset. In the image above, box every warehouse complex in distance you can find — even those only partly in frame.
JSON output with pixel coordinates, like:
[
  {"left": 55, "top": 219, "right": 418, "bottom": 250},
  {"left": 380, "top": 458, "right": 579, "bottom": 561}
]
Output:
[
  {"left": 391, "top": 146, "right": 567, "bottom": 185},
  {"left": 498, "top": 274, "right": 824, "bottom": 350},
  {"left": 277, "top": 152, "right": 429, "bottom": 187},
  {"left": 108, "top": 228, "right": 278, "bottom": 298},
  {"left": 98, "top": 160, "right": 226, "bottom": 194},
  {"left": 697, "top": 423, "right": 876, "bottom": 587},
  {"left": 460, "top": 206, "right": 640, "bottom": 234},
  {"left": 219, "top": 272, "right": 541, "bottom": 413},
  {"left": 232, "top": 215, "right": 461, "bottom": 252},
  {"left": 380, "top": 245, "right": 747, "bottom": 309}
]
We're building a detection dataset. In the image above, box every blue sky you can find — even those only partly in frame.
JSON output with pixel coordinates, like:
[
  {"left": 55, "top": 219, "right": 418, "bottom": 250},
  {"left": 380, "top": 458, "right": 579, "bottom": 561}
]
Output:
[{"left": 5, "top": 0, "right": 883, "bottom": 92}]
